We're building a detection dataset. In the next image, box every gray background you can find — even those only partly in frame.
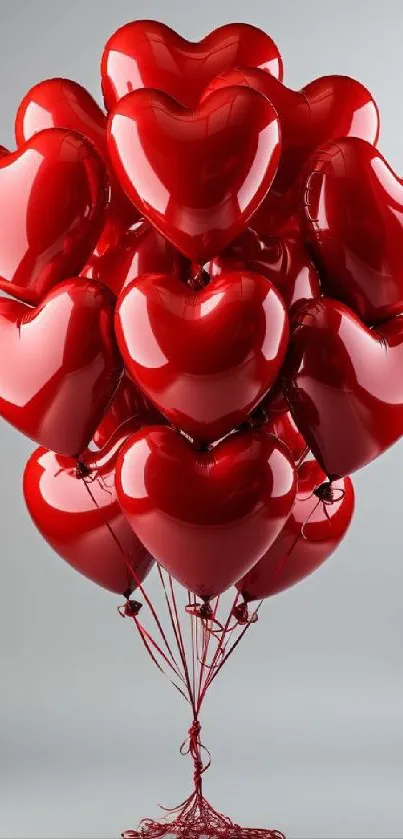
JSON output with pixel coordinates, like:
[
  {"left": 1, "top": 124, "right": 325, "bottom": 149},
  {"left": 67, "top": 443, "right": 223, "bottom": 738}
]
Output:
[{"left": 0, "top": 0, "right": 403, "bottom": 837}]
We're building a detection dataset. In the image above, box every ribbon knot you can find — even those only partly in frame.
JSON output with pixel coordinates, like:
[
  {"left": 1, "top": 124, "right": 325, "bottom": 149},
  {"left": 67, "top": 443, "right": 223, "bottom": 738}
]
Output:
[
  {"left": 232, "top": 602, "right": 259, "bottom": 626},
  {"left": 180, "top": 719, "right": 211, "bottom": 796}
]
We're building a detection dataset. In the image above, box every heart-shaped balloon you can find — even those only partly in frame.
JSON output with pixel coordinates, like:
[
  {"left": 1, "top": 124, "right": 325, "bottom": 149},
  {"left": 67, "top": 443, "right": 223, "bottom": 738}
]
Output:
[
  {"left": 283, "top": 298, "right": 403, "bottom": 478},
  {"left": 207, "top": 227, "right": 321, "bottom": 313},
  {"left": 107, "top": 87, "right": 281, "bottom": 262},
  {"left": 101, "top": 20, "right": 282, "bottom": 111},
  {"left": 24, "top": 421, "right": 154, "bottom": 595},
  {"left": 93, "top": 374, "right": 164, "bottom": 450},
  {"left": 237, "top": 459, "right": 354, "bottom": 600},
  {"left": 15, "top": 78, "right": 138, "bottom": 275},
  {"left": 0, "top": 128, "right": 107, "bottom": 305},
  {"left": 0, "top": 278, "right": 122, "bottom": 455},
  {"left": 116, "top": 425, "right": 296, "bottom": 598},
  {"left": 203, "top": 69, "right": 379, "bottom": 197},
  {"left": 302, "top": 137, "right": 403, "bottom": 325},
  {"left": 83, "top": 219, "right": 185, "bottom": 295},
  {"left": 116, "top": 270, "right": 289, "bottom": 443}
]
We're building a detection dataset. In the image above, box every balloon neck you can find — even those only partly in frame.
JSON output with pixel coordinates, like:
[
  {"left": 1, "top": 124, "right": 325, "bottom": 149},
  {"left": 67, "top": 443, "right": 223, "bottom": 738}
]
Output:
[{"left": 188, "top": 263, "right": 209, "bottom": 291}]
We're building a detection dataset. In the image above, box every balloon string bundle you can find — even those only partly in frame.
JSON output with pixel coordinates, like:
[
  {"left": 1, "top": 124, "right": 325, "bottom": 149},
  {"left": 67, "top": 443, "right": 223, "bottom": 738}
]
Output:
[{"left": 79, "top": 459, "right": 344, "bottom": 838}]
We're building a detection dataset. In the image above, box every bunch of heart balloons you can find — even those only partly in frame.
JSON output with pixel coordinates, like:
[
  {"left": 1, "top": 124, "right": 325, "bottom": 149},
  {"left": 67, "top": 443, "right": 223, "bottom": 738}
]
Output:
[{"left": 5, "top": 14, "right": 400, "bottom": 619}]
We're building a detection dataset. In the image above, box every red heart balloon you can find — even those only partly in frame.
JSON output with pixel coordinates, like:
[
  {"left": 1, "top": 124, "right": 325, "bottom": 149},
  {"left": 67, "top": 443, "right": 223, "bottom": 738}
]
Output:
[
  {"left": 237, "top": 459, "right": 354, "bottom": 601},
  {"left": 203, "top": 68, "right": 379, "bottom": 196},
  {"left": 15, "top": 78, "right": 138, "bottom": 277},
  {"left": 283, "top": 298, "right": 403, "bottom": 478},
  {"left": 84, "top": 219, "right": 185, "bottom": 296},
  {"left": 93, "top": 374, "right": 164, "bottom": 450},
  {"left": 24, "top": 421, "right": 154, "bottom": 595},
  {"left": 101, "top": 20, "right": 282, "bottom": 111},
  {"left": 302, "top": 137, "right": 403, "bottom": 325},
  {"left": 207, "top": 227, "right": 321, "bottom": 313},
  {"left": 0, "top": 128, "right": 107, "bottom": 305},
  {"left": 0, "top": 278, "right": 122, "bottom": 455},
  {"left": 116, "top": 426, "right": 296, "bottom": 598},
  {"left": 116, "top": 270, "right": 289, "bottom": 443},
  {"left": 107, "top": 87, "right": 281, "bottom": 262}
]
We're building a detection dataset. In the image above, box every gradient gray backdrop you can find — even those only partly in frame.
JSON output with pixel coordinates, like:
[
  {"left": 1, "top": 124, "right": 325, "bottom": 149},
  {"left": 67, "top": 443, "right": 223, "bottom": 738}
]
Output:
[{"left": 1, "top": 1, "right": 403, "bottom": 837}]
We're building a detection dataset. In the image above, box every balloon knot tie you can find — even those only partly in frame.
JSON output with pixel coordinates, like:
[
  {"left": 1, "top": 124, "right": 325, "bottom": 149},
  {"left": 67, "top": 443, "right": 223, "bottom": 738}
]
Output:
[
  {"left": 75, "top": 459, "right": 91, "bottom": 479},
  {"left": 232, "top": 602, "right": 259, "bottom": 625},
  {"left": 118, "top": 599, "right": 143, "bottom": 619},
  {"left": 314, "top": 480, "right": 345, "bottom": 505}
]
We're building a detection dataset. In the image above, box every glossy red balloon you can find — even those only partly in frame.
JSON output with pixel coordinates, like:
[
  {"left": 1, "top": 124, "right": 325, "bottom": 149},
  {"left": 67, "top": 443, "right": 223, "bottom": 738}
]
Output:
[
  {"left": 0, "top": 278, "right": 122, "bottom": 455},
  {"left": 15, "top": 78, "right": 138, "bottom": 276},
  {"left": 203, "top": 68, "right": 379, "bottom": 197},
  {"left": 84, "top": 219, "right": 184, "bottom": 296},
  {"left": 93, "top": 374, "right": 164, "bottom": 449},
  {"left": 116, "top": 270, "right": 289, "bottom": 443},
  {"left": 208, "top": 227, "right": 321, "bottom": 314},
  {"left": 237, "top": 459, "right": 354, "bottom": 601},
  {"left": 24, "top": 421, "right": 154, "bottom": 595},
  {"left": 0, "top": 128, "right": 107, "bottom": 305},
  {"left": 116, "top": 426, "right": 296, "bottom": 598},
  {"left": 303, "top": 137, "right": 403, "bottom": 325},
  {"left": 101, "top": 20, "right": 283, "bottom": 111},
  {"left": 283, "top": 298, "right": 403, "bottom": 478},
  {"left": 107, "top": 87, "right": 281, "bottom": 262}
]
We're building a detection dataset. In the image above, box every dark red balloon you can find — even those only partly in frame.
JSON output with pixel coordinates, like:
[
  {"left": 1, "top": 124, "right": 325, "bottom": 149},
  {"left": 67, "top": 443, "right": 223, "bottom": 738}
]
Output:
[
  {"left": 203, "top": 68, "right": 379, "bottom": 197},
  {"left": 101, "top": 20, "right": 283, "bottom": 111},
  {"left": 208, "top": 227, "right": 321, "bottom": 314},
  {"left": 116, "top": 426, "right": 296, "bottom": 599},
  {"left": 115, "top": 271, "right": 289, "bottom": 443},
  {"left": 24, "top": 421, "right": 153, "bottom": 595},
  {"left": 84, "top": 219, "right": 184, "bottom": 296},
  {"left": 303, "top": 137, "right": 403, "bottom": 325},
  {"left": 283, "top": 298, "right": 403, "bottom": 478},
  {"left": 15, "top": 77, "right": 138, "bottom": 279},
  {"left": 237, "top": 459, "right": 354, "bottom": 601},
  {"left": 107, "top": 87, "right": 281, "bottom": 262},
  {"left": 0, "top": 278, "right": 122, "bottom": 455},
  {"left": 93, "top": 374, "right": 163, "bottom": 449},
  {"left": 0, "top": 128, "right": 107, "bottom": 305}
]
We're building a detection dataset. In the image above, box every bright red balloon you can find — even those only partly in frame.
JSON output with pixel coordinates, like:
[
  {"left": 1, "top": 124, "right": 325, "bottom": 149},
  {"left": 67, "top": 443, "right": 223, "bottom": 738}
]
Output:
[
  {"left": 0, "top": 128, "right": 107, "bottom": 305},
  {"left": 115, "top": 271, "right": 289, "bottom": 444},
  {"left": 24, "top": 421, "right": 154, "bottom": 595},
  {"left": 207, "top": 227, "right": 320, "bottom": 313},
  {"left": 116, "top": 426, "right": 297, "bottom": 599},
  {"left": 237, "top": 459, "right": 354, "bottom": 601},
  {"left": 0, "top": 278, "right": 122, "bottom": 455},
  {"left": 93, "top": 374, "right": 164, "bottom": 450},
  {"left": 203, "top": 68, "right": 379, "bottom": 196},
  {"left": 15, "top": 77, "right": 138, "bottom": 278},
  {"left": 84, "top": 219, "right": 184, "bottom": 296},
  {"left": 107, "top": 87, "right": 281, "bottom": 263},
  {"left": 283, "top": 297, "right": 403, "bottom": 478},
  {"left": 101, "top": 20, "right": 283, "bottom": 111},
  {"left": 303, "top": 137, "right": 403, "bottom": 325}
]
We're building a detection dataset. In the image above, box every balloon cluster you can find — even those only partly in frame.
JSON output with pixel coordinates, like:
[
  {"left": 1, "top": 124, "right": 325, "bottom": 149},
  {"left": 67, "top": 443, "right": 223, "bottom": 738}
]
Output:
[{"left": 4, "top": 17, "right": 395, "bottom": 614}]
